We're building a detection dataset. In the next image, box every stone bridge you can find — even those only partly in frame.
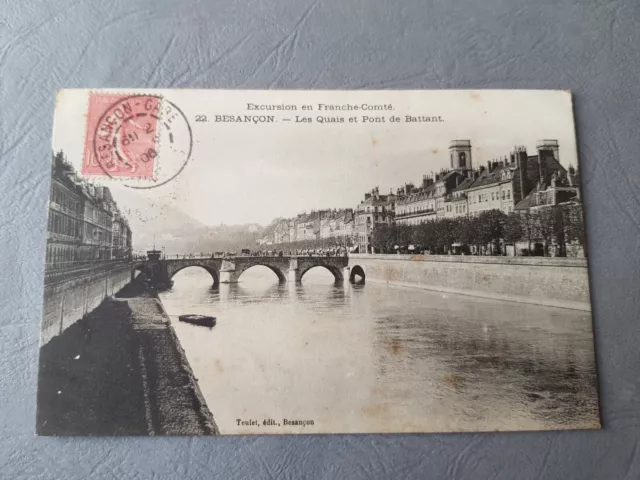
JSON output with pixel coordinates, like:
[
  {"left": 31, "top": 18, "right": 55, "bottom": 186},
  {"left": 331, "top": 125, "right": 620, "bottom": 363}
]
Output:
[{"left": 133, "top": 255, "right": 353, "bottom": 287}]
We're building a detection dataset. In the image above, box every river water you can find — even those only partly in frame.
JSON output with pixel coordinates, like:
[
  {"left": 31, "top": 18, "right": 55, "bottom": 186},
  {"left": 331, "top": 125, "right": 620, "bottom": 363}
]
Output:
[{"left": 158, "top": 266, "right": 599, "bottom": 434}]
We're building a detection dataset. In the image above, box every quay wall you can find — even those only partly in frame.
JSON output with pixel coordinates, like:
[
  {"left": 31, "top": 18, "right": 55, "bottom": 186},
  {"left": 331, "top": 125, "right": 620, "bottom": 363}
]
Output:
[
  {"left": 348, "top": 254, "right": 592, "bottom": 311},
  {"left": 41, "top": 263, "right": 132, "bottom": 345},
  {"left": 37, "top": 284, "right": 218, "bottom": 435}
]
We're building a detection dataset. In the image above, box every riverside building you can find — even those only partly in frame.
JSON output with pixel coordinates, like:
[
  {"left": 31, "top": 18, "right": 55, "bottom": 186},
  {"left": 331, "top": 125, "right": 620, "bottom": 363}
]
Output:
[
  {"left": 355, "top": 187, "right": 397, "bottom": 253},
  {"left": 46, "top": 153, "right": 132, "bottom": 270},
  {"left": 395, "top": 139, "right": 577, "bottom": 224}
]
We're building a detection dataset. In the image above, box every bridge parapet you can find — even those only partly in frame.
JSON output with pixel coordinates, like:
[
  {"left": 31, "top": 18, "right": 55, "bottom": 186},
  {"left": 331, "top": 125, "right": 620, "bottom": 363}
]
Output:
[{"left": 134, "top": 255, "right": 350, "bottom": 286}]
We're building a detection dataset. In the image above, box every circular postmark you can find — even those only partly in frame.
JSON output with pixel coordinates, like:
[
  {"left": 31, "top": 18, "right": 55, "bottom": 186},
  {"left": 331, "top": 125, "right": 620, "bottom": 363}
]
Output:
[{"left": 91, "top": 94, "right": 192, "bottom": 189}]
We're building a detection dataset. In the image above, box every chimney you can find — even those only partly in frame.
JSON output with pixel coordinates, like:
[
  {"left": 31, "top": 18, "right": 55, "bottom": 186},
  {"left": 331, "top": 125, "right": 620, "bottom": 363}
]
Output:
[
  {"left": 486, "top": 161, "right": 491, "bottom": 173},
  {"left": 422, "top": 174, "right": 428, "bottom": 189},
  {"left": 518, "top": 149, "right": 529, "bottom": 199},
  {"left": 435, "top": 173, "right": 440, "bottom": 181},
  {"left": 537, "top": 149, "right": 547, "bottom": 185}
]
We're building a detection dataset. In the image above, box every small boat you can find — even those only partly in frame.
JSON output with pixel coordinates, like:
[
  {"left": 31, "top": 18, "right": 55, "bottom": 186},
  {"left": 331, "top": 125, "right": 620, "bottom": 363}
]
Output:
[{"left": 178, "top": 314, "right": 216, "bottom": 328}]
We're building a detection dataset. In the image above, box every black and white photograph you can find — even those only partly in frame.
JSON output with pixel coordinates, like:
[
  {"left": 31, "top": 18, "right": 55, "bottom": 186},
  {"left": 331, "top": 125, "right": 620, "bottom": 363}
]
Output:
[{"left": 36, "top": 89, "right": 599, "bottom": 435}]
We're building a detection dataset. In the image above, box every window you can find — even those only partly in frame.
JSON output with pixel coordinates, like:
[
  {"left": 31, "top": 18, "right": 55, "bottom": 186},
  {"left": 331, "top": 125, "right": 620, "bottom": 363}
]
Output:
[
  {"left": 501, "top": 191, "right": 505, "bottom": 200},
  {"left": 507, "top": 190, "right": 511, "bottom": 199},
  {"left": 492, "top": 192, "right": 495, "bottom": 201}
]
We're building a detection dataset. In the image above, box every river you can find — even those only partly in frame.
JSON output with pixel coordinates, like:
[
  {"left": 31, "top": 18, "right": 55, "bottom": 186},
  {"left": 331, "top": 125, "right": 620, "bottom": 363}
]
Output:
[{"left": 158, "top": 266, "right": 599, "bottom": 434}]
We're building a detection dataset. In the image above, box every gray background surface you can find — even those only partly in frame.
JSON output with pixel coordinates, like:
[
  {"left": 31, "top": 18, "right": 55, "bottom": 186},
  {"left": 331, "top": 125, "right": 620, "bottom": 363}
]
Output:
[{"left": 1, "top": 0, "right": 639, "bottom": 478}]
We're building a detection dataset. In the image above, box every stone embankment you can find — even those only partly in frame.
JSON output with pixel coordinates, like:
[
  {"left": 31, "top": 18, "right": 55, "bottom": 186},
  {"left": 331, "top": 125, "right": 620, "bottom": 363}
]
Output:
[
  {"left": 348, "top": 254, "right": 592, "bottom": 311},
  {"left": 41, "top": 262, "right": 132, "bottom": 345},
  {"left": 37, "top": 278, "right": 218, "bottom": 435}
]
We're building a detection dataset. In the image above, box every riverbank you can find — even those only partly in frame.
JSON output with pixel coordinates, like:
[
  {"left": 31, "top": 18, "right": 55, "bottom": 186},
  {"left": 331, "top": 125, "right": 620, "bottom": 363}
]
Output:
[
  {"left": 37, "top": 278, "right": 218, "bottom": 435},
  {"left": 348, "top": 254, "right": 592, "bottom": 311}
]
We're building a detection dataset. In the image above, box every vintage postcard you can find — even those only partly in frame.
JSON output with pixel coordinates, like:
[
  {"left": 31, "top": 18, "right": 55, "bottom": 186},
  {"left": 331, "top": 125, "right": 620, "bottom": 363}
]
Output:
[{"left": 37, "top": 89, "right": 599, "bottom": 435}]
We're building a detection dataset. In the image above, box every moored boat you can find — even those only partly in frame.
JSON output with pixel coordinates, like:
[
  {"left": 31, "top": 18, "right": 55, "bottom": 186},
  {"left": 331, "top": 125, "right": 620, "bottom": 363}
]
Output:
[{"left": 178, "top": 314, "right": 216, "bottom": 328}]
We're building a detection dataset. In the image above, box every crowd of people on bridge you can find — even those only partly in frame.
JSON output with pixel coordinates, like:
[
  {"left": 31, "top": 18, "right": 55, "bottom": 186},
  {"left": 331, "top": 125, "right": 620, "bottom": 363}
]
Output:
[{"left": 135, "top": 248, "right": 349, "bottom": 261}]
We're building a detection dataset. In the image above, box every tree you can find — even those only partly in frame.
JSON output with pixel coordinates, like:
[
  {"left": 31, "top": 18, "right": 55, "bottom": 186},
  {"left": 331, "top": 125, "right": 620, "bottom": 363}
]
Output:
[
  {"left": 520, "top": 209, "right": 537, "bottom": 255},
  {"left": 396, "top": 224, "right": 413, "bottom": 251},
  {"left": 534, "top": 206, "right": 559, "bottom": 256},
  {"left": 503, "top": 213, "right": 524, "bottom": 255},
  {"left": 477, "top": 209, "right": 506, "bottom": 255},
  {"left": 410, "top": 224, "right": 423, "bottom": 250},
  {"left": 416, "top": 220, "right": 438, "bottom": 253},
  {"left": 454, "top": 217, "right": 469, "bottom": 245},
  {"left": 435, "top": 219, "right": 457, "bottom": 254},
  {"left": 560, "top": 202, "right": 587, "bottom": 257},
  {"left": 554, "top": 206, "right": 567, "bottom": 257},
  {"left": 371, "top": 224, "right": 393, "bottom": 253}
]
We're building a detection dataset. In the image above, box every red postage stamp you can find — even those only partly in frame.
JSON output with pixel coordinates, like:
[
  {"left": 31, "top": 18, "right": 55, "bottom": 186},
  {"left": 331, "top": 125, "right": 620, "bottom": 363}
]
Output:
[{"left": 82, "top": 93, "right": 161, "bottom": 178}]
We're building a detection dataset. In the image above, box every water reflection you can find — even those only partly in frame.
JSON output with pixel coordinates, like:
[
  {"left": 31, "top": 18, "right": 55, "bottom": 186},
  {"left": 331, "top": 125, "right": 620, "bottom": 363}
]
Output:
[{"left": 159, "top": 267, "right": 599, "bottom": 434}]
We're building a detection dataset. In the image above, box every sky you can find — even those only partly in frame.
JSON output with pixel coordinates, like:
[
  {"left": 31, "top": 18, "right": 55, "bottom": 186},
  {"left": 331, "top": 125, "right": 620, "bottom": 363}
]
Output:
[{"left": 53, "top": 89, "right": 579, "bottom": 227}]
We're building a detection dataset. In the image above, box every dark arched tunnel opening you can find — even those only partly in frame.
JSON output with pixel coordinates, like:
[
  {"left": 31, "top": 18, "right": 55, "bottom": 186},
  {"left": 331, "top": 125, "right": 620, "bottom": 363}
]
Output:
[{"left": 349, "top": 265, "right": 365, "bottom": 284}]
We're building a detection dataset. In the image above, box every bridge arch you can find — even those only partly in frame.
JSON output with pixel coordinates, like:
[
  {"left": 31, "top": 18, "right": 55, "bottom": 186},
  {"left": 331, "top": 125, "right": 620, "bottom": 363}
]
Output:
[
  {"left": 349, "top": 265, "right": 365, "bottom": 284},
  {"left": 299, "top": 265, "right": 344, "bottom": 284},
  {"left": 235, "top": 263, "right": 287, "bottom": 283},
  {"left": 170, "top": 264, "right": 220, "bottom": 287}
]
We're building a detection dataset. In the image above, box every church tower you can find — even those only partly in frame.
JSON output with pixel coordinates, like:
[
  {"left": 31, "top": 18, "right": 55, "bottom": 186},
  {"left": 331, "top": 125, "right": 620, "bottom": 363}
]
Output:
[{"left": 449, "top": 140, "right": 472, "bottom": 170}]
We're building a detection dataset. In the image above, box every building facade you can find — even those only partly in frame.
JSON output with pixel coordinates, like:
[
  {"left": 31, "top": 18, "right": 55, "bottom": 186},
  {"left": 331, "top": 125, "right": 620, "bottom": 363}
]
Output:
[
  {"left": 355, "top": 187, "right": 396, "bottom": 253},
  {"left": 396, "top": 139, "right": 571, "bottom": 225},
  {"left": 47, "top": 159, "right": 84, "bottom": 269},
  {"left": 46, "top": 152, "right": 132, "bottom": 270},
  {"left": 259, "top": 209, "right": 356, "bottom": 248}
]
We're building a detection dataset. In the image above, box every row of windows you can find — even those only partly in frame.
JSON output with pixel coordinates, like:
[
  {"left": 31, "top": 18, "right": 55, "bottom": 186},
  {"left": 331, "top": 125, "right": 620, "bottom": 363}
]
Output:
[
  {"left": 471, "top": 189, "right": 511, "bottom": 204},
  {"left": 444, "top": 204, "right": 467, "bottom": 214},
  {"left": 365, "top": 206, "right": 389, "bottom": 213},
  {"left": 48, "top": 211, "right": 79, "bottom": 238},
  {"left": 51, "top": 184, "right": 80, "bottom": 214},
  {"left": 46, "top": 245, "right": 78, "bottom": 266},
  {"left": 46, "top": 245, "right": 114, "bottom": 265},
  {"left": 84, "top": 224, "right": 112, "bottom": 244},
  {"left": 399, "top": 204, "right": 435, "bottom": 214},
  {"left": 52, "top": 185, "right": 116, "bottom": 229},
  {"left": 84, "top": 205, "right": 113, "bottom": 228}
]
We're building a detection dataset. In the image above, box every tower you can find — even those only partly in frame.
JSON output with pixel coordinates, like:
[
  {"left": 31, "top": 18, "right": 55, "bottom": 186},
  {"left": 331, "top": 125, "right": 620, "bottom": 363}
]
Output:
[
  {"left": 449, "top": 140, "right": 472, "bottom": 170},
  {"left": 536, "top": 139, "right": 559, "bottom": 162},
  {"left": 536, "top": 139, "right": 560, "bottom": 185}
]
